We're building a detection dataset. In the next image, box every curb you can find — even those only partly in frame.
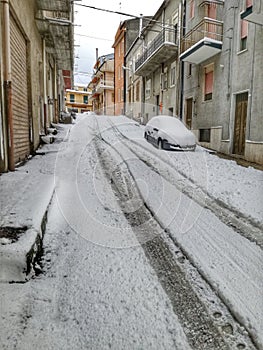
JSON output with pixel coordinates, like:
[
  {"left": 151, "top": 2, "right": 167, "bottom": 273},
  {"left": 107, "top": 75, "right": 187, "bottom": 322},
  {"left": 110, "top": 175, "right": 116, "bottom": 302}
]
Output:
[{"left": 0, "top": 188, "right": 55, "bottom": 283}]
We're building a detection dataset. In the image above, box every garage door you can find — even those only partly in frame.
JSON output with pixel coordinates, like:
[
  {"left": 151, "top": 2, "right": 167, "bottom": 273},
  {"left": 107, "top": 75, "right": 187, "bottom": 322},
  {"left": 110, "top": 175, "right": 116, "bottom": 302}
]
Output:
[{"left": 10, "top": 14, "right": 30, "bottom": 164}]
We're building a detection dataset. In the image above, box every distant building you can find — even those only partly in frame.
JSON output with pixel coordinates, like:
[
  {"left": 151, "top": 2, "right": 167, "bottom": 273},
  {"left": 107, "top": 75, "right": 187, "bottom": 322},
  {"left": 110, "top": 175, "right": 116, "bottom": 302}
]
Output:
[
  {"left": 112, "top": 18, "right": 147, "bottom": 116},
  {"left": 89, "top": 53, "right": 114, "bottom": 115},
  {"left": 66, "top": 85, "right": 92, "bottom": 113}
]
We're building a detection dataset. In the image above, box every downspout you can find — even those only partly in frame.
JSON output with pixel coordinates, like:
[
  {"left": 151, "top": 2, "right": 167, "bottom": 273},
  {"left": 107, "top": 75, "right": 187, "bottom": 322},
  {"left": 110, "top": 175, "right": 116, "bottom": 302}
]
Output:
[
  {"left": 54, "top": 61, "right": 58, "bottom": 123},
  {"left": 123, "top": 55, "right": 126, "bottom": 116},
  {"left": 179, "top": 0, "right": 186, "bottom": 120},
  {"left": 3, "top": 0, "right": 14, "bottom": 170},
  {"left": 43, "top": 38, "right": 47, "bottom": 134}
]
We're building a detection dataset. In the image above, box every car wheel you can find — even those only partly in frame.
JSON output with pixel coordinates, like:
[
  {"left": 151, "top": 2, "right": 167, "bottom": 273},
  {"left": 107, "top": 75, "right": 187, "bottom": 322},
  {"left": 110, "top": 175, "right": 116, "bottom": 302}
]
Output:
[{"left": 158, "top": 139, "right": 163, "bottom": 149}]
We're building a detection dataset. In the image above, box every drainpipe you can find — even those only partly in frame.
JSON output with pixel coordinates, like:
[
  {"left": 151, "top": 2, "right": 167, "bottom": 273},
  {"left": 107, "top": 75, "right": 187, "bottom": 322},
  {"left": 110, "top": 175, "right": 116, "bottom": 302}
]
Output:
[
  {"left": 54, "top": 61, "right": 58, "bottom": 123},
  {"left": 179, "top": 0, "right": 186, "bottom": 120},
  {"left": 3, "top": 0, "right": 14, "bottom": 170},
  {"left": 43, "top": 39, "right": 47, "bottom": 134}
]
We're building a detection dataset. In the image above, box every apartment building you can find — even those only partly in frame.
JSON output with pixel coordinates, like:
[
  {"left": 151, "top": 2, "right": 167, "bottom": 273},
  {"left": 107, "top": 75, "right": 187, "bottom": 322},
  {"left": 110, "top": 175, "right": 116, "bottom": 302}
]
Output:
[
  {"left": 180, "top": 0, "right": 263, "bottom": 164},
  {"left": 89, "top": 53, "right": 114, "bottom": 115},
  {"left": 112, "top": 18, "right": 146, "bottom": 116},
  {"left": 66, "top": 85, "right": 92, "bottom": 113},
  {"left": 0, "top": 0, "right": 74, "bottom": 172},
  {"left": 121, "top": 0, "right": 263, "bottom": 164},
  {"left": 133, "top": 0, "right": 181, "bottom": 123}
]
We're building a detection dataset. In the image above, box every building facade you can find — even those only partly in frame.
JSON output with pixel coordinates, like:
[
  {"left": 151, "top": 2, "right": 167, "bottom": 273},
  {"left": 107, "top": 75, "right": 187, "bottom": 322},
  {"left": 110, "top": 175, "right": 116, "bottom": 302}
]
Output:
[
  {"left": 120, "top": 0, "right": 263, "bottom": 164},
  {"left": 0, "top": 0, "right": 74, "bottom": 172},
  {"left": 112, "top": 23, "right": 125, "bottom": 115},
  {"left": 180, "top": 0, "right": 263, "bottom": 164},
  {"left": 89, "top": 53, "right": 114, "bottom": 115},
  {"left": 112, "top": 18, "right": 144, "bottom": 116},
  {"left": 133, "top": 0, "right": 181, "bottom": 123},
  {"left": 66, "top": 85, "right": 92, "bottom": 113}
]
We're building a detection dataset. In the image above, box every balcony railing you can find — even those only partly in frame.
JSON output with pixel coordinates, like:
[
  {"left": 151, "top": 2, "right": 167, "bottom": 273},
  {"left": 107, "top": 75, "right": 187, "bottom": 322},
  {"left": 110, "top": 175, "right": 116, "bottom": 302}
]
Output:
[
  {"left": 91, "top": 80, "right": 114, "bottom": 96},
  {"left": 135, "top": 27, "right": 178, "bottom": 72},
  {"left": 181, "top": 18, "right": 223, "bottom": 54}
]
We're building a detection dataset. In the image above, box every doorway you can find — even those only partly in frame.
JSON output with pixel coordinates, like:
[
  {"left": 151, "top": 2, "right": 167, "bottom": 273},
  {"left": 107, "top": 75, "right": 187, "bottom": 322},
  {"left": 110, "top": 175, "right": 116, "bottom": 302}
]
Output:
[
  {"left": 156, "top": 95, "right": 160, "bottom": 115},
  {"left": 233, "top": 92, "right": 248, "bottom": 155},
  {"left": 185, "top": 98, "right": 193, "bottom": 128}
]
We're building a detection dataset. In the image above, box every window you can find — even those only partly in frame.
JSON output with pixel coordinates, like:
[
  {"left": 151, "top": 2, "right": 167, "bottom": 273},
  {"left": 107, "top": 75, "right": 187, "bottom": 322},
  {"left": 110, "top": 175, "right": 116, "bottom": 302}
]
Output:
[
  {"left": 161, "top": 68, "right": 168, "bottom": 90},
  {"left": 83, "top": 95, "right": 88, "bottom": 104},
  {"left": 170, "top": 65, "right": 176, "bottom": 86},
  {"left": 208, "top": 3, "right": 216, "bottom": 20},
  {"left": 121, "top": 88, "right": 124, "bottom": 102},
  {"left": 240, "top": 20, "right": 248, "bottom": 51},
  {"left": 70, "top": 94, "right": 75, "bottom": 103},
  {"left": 246, "top": 0, "right": 253, "bottom": 8},
  {"left": 121, "top": 40, "right": 124, "bottom": 54},
  {"left": 199, "top": 129, "right": 211, "bottom": 142},
  {"left": 188, "top": 63, "right": 192, "bottom": 77},
  {"left": 136, "top": 82, "right": 140, "bottom": 102},
  {"left": 204, "top": 66, "right": 214, "bottom": 101},
  {"left": 145, "top": 79, "right": 151, "bottom": 99},
  {"left": 189, "top": 0, "right": 195, "bottom": 19}
]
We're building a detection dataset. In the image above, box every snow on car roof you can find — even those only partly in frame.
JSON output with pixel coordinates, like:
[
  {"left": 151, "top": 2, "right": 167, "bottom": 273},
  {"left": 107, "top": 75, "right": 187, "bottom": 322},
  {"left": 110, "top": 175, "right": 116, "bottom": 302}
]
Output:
[{"left": 148, "top": 116, "right": 188, "bottom": 131}]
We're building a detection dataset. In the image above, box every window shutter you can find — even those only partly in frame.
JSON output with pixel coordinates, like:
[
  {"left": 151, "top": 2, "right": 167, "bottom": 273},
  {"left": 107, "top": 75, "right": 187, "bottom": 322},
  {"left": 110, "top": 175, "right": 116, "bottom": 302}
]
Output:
[
  {"left": 241, "top": 20, "right": 248, "bottom": 39},
  {"left": 208, "top": 3, "right": 216, "bottom": 19},
  {"left": 205, "top": 71, "right": 213, "bottom": 94},
  {"left": 246, "top": 0, "right": 253, "bottom": 8},
  {"left": 190, "top": 0, "right": 195, "bottom": 18}
]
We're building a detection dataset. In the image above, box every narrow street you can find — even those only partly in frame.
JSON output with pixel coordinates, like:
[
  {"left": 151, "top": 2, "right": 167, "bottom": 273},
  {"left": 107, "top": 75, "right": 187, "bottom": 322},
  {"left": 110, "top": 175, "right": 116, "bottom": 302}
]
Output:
[{"left": 1, "top": 115, "right": 262, "bottom": 350}]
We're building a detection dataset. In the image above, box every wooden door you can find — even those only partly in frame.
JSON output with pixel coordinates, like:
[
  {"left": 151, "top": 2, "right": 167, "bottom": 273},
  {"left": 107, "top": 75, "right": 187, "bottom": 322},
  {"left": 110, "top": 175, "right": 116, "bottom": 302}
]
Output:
[
  {"left": 186, "top": 98, "right": 193, "bottom": 129},
  {"left": 233, "top": 93, "right": 248, "bottom": 155}
]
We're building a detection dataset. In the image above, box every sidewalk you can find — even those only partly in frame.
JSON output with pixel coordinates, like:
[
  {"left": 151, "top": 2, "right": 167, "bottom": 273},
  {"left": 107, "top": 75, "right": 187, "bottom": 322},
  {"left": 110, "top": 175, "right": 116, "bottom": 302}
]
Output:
[{"left": 0, "top": 123, "right": 72, "bottom": 282}]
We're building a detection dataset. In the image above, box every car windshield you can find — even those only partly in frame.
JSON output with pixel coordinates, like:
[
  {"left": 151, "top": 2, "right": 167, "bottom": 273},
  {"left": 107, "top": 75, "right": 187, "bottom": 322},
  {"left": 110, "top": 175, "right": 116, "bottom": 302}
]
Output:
[{"left": 152, "top": 117, "right": 186, "bottom": 131}]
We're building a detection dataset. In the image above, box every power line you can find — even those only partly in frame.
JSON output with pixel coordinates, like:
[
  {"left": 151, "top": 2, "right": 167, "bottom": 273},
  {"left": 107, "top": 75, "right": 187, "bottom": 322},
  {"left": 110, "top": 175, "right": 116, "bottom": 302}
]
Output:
[
  {"left": 75, "top": 33, "right": 112, "bottom": 42},
  {"left": 75, "top": 3, "right": 139, "bottom": 18}
]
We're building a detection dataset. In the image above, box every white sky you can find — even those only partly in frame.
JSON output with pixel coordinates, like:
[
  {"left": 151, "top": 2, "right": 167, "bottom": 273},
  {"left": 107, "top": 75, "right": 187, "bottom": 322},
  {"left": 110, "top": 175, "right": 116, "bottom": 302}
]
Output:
[{"left": 74, "top": 0, "right": 163, "bottom": 85}]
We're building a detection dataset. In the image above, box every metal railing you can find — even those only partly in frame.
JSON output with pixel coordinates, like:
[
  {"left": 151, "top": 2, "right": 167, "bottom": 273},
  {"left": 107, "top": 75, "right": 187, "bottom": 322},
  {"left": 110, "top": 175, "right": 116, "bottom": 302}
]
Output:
[
  {"left": 181, "top": 18, "right": 223, "bottom": 53},
  {"left": 135, "top": 27, "right": 178, "bottom": 71}
]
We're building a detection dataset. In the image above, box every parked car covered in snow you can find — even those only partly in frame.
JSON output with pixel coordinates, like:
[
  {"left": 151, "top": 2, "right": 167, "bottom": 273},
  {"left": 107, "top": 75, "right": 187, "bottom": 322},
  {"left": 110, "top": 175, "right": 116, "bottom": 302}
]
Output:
[{"left": 144, "top": 116, "right": 196, "bottom": 151}]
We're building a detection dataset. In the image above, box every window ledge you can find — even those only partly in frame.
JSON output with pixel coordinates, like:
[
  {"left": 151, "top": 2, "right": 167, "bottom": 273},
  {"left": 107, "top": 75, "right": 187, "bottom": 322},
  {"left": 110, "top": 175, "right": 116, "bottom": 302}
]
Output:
[{"left": 237, "top": 48, "right": 248, "bottom": 55}]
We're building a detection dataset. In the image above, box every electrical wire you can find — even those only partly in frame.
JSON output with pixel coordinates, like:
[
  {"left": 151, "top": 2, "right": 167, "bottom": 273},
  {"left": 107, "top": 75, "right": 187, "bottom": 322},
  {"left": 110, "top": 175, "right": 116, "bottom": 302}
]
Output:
[
  {"left": 75, "top": 33, "right": 113, "bottom": 41},
  {"left": 75, "top": 3, "right": 139, "bottom": 18}
]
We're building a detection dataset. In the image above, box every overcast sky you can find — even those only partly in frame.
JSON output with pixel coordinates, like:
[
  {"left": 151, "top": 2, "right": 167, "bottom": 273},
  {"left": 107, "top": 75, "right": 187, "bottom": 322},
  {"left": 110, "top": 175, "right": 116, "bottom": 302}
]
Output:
[{"left": 74, "top": 0, "right": 163, "bottom": 85}]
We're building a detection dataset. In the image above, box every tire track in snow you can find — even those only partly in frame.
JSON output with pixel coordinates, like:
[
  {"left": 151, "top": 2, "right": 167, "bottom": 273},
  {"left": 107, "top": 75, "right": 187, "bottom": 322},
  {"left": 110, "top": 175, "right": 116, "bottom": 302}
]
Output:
[{"left": 92, "top": 117, "right": 256, "bottom": 350}]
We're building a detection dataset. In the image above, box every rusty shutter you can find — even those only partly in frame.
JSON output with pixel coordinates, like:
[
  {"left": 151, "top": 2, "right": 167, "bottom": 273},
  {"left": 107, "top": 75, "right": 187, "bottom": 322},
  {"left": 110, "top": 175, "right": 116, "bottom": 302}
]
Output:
[{"left": 10, "top": 15, "right": 30, "bottom": 164}]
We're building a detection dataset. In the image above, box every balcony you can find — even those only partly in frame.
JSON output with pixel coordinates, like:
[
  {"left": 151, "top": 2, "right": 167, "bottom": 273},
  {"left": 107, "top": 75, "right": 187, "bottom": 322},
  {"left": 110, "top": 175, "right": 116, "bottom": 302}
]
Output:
[
  {"left": 241, "top": 4, "right": 263, "bottom": 25},
  {"left": 135, "top": 28, "right": 178, "bottom": 76},
  {"left": 35, "top": 2, "right": 73, "bottom": 71},
  {"left": 180, "top": 18, "right": 223, "bottom": 64},
  {"left": 91, "top": 80, "right": 114, "bottom": 99}
]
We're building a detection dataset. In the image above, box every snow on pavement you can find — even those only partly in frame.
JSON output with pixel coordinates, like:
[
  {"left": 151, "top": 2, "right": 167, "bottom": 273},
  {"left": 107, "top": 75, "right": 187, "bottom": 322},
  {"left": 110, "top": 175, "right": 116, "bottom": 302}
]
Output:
[{"left": 99, "top": 115, "right": 263, "bottom": 348}]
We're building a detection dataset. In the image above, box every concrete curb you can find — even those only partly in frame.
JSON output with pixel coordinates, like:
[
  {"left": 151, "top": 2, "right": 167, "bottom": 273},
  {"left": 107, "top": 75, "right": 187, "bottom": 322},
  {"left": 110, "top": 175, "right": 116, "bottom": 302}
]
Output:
[{"left": 0, "top": 184, "right": 55, "bottom": 283}]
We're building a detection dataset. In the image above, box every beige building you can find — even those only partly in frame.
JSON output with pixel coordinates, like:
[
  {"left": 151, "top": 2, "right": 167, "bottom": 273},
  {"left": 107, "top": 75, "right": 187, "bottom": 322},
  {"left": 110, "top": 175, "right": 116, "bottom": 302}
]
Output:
[
  {"left": 0, "top": 0, "right": 74, "bottom": 172},
  {"left": 89, "top": 53, "right": 114, "bottom": 115},
  {"left": 66, "top": 85, "right": 92, "bottom": 113}
]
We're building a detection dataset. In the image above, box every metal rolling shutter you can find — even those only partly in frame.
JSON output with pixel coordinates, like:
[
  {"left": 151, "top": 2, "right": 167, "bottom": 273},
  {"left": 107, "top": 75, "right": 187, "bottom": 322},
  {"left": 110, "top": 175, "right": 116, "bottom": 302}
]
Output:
[{"left": 10, "top": 15, "right": 30, "bottom": 164}]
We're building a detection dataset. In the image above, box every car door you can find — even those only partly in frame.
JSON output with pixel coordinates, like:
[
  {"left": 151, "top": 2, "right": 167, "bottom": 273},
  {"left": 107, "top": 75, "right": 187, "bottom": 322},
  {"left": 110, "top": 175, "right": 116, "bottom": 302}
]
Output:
[{"left": 151, "top": 119, "right": 160, "bottom": 144}]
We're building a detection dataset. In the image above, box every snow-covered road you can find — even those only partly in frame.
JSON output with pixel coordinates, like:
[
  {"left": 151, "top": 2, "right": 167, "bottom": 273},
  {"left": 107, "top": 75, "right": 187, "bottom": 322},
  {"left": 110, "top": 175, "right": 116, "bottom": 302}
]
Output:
[{"left": 1, "top": 115, "right": 262, "bottom": 350}]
